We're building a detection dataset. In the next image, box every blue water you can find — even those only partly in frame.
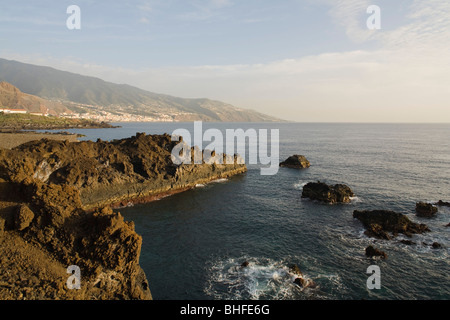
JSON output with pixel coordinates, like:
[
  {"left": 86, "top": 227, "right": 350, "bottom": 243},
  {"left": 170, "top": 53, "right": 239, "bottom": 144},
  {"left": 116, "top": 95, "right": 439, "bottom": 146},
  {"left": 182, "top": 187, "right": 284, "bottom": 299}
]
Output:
[{"left": 63, "top": 122, "right": 450, "bottom": 300}]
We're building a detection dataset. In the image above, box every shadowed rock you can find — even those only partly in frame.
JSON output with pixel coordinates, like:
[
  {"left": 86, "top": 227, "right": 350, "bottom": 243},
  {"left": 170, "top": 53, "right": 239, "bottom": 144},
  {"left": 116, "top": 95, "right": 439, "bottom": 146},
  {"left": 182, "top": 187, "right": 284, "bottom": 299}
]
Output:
[
  {"left": 365, "top": 245, "right": 387, "bottom": 259},
  {"left": 436, "top": 200, "right": 450, "bottom": 207},
  {"left": 415, "top": 202, "right": 438, "bottom": 217},
  {"left": 353, "top": 210, "right": 430, "bottom": 240},
  {"left": 302, "top": 181, "right": 354, "bottom": 204}
]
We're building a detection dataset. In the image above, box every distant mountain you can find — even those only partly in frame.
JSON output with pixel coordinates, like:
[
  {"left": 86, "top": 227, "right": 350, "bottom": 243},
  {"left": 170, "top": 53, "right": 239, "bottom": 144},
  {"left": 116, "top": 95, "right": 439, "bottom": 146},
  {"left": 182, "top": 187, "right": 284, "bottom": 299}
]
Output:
[
  {"left": 0, "top": 58, "right": 281, "bottom": 122},
  {"left": 0, "top": 81, "right": 70, "bottom": 115}
]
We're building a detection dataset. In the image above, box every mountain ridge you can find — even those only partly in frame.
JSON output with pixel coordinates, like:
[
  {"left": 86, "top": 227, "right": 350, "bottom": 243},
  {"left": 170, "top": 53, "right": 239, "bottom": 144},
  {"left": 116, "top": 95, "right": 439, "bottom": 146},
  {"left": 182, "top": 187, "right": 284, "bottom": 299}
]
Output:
[{"left": 0, "top": 58, "right": 282, "bottom": 122}]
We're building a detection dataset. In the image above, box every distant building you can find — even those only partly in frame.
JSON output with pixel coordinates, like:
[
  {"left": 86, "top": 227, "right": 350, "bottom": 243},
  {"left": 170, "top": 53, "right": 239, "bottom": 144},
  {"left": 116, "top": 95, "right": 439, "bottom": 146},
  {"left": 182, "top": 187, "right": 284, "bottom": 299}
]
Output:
[{"left": 0, "top": 108, "right": 28, "bottom": 114}]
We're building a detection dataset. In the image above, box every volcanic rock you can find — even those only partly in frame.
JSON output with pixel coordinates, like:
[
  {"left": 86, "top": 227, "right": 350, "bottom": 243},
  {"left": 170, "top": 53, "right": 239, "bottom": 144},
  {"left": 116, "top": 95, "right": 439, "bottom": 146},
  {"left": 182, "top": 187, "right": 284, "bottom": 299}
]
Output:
[
  {"left": 353, "top": 210, "right": 430, "bottom": 240},
  {"left": 302, "top": 181, "right": 354, "bottom": 204},
  {"left": 294, "top": 277, "right": 306, "bottom": 287},
  {"left": 279, "top": 155, "right": 310, "bottom": 169},
  {"left": 14, "top": 204, "right": 35, "bottom": 231},
  {"left": 400, "top": 240, "right": 415, "bottom": 245},
  {"left": 365, "top": 245, "right": 387, "bottom": 259},
  {"left": 437, "top": 200, "right": 450, "bottom": 207},
  {"left": 432, "top": 242, "right": 442, "bottom": 249},
  {"left": 415, "top": 202, "right": 438, "bottom": 217},
  {"left": 289, "top": 264, "right": 303, "bottom": 277},
  {"left": 0, "top": 133, "right": 246, "bottom": 300}
]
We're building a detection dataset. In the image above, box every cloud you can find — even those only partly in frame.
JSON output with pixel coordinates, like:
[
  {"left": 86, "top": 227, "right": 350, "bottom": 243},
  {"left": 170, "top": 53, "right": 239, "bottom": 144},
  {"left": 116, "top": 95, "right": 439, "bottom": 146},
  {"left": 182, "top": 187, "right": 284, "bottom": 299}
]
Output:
[{"left": 3, "top": 0, "right": 449, "bottom": 122}]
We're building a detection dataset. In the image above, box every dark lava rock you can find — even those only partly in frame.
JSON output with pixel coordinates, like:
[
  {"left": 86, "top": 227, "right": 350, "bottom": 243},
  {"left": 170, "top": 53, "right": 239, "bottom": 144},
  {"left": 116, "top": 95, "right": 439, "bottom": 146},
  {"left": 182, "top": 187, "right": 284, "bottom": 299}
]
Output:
[
  {"left": 432, "top": 242, "right": 442, "bottom": 249},
  {"left": 415, "top": 202, "right": 438, "bottom": 217},
  {"left": 302, "top": 181, "right": 354, "bottom": 204},
  {"left": 294, "top": 277, "right": 306, "bottom": 287},
  {"left": 437, "top": 200, "right": 450, "bottom": 207},
  {"left": 445, "top": 223, "right": 450, "bottom": 228},
  {"left": 241, "top": 261, "right": 249, "bottom": 268},
  {"left": 353, "top": 210, "right": 430, "bottom": 240},
  {"left": 280, "top": 155, "right": 310, "bottom": 169},
  {"left": 400, "top": 240, "right": 416, "bottom": 245},
  {"left": 365, "top": 245, "right": 387, "bottom": 259}
]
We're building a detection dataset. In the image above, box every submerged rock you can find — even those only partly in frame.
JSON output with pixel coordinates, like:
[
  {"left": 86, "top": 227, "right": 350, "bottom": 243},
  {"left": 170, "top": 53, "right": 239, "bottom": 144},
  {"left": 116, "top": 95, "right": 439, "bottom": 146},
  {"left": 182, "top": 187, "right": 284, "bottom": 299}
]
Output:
[
  {"left": 302, "top": 181, "right": 354, "bottom": 204},
  {"left": 436, "top": 200, "right": 450, "bottom": 207},
  {"left": 400, "top": 240, "right": 416, "bottom": 245},
  {"left": 279, "top": 155, "right": 310, "bottom": 169},
  {"left": 432, "top": 242, "right": 443, "bottom": 249},
  {"left": 365, "top": 245, "right": 387, "bottom": 259},
  {"left": 415, "top": 202, "right": 438, "bottom": 217},
  {"left": 353, "top": 210, "right": 430, "bottom": 240}
]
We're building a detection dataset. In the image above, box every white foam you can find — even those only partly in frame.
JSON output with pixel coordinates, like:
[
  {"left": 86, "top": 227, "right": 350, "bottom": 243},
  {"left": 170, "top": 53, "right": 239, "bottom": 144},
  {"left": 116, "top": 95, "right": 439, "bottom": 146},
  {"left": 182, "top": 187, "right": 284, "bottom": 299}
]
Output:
[
  {"left": 204, "top": 257, "right": 318, "bottom": 300},
  {"left": 294, "top": 181, "right": 308, "bottom": 190},
  {"left": 211, "top": 178, "right": 228, "bottom": 183}
]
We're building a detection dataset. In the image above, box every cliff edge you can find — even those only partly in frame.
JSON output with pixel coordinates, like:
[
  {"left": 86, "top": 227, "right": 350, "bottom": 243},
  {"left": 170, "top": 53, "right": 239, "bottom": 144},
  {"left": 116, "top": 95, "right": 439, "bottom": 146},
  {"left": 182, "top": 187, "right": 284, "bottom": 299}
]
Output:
[{"left": 0, "top": 133, "right": 247, "bottom": 299}]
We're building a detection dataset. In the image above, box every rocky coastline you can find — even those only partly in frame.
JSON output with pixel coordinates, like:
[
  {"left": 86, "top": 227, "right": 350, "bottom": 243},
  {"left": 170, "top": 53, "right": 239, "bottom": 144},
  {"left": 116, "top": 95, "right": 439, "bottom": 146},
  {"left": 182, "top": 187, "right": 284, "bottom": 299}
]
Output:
[{"left": 0, "top": 133, "right": 247, "bottom": 300}]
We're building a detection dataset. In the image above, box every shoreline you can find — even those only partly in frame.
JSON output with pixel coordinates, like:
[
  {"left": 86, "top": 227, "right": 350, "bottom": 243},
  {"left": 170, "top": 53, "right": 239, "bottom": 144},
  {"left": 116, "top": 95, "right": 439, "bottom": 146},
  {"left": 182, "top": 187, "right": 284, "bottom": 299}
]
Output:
[{"left": 0, "top": 133, "right": 247, "bottom": 300}]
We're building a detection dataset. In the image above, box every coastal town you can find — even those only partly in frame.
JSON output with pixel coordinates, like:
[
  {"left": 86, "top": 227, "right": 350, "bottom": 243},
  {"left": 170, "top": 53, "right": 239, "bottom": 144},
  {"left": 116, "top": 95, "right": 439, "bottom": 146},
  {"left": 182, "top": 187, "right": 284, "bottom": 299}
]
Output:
[{"left": 0, "top": 104, "right": 180, "bottom": 123}]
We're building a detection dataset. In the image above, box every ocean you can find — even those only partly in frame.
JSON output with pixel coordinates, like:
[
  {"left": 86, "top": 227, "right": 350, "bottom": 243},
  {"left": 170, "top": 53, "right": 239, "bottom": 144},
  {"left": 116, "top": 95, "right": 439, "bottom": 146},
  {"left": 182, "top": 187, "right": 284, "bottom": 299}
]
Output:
[{"left": 62, "top": 122, "right": 450, "bottom": 300}]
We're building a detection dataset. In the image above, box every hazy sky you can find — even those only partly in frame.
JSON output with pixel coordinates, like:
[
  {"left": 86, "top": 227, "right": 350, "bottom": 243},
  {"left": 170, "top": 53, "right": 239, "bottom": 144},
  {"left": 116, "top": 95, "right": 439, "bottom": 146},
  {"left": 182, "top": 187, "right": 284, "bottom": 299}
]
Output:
[{"left": 1, "top": 0, "right": 449, "bottom": 122}]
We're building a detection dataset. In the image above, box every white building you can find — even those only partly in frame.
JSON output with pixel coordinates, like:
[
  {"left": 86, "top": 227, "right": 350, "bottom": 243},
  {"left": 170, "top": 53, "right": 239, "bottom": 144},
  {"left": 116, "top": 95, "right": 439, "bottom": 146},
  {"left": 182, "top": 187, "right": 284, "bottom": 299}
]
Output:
[{"left": 0, "top": 108, "right": 28, "bottom": 114}]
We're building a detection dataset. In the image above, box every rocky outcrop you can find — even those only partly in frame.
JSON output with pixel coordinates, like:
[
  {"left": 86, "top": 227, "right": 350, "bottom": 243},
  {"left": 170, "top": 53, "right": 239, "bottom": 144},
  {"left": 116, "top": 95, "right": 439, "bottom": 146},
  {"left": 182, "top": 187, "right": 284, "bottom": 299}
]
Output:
[
  {"left": 365, "top": 245, "right": 387, "bottom": 259},
  {"left": 353, "top": 210, "right": 430, "bottom": 240},
  {"left": 436, "top": 200, "right": 450, "bottom": 207},
  {"left": 302, "top": 181, "right": 354, "bottom": 204},
  {"left": 415, "top": 202, "right": 438, "bottom": 217},
  {"left": 289, "top": 264, "right": 316, "bottom": 289},
  {"left": 0, "top": 133, "right": 247, "bottom": 300},
  {"left": 279, "top": 155, "right": 310, "bottom": 169},
  {"left": 0, "top": 133, "right": 247, "bottom": 209}
]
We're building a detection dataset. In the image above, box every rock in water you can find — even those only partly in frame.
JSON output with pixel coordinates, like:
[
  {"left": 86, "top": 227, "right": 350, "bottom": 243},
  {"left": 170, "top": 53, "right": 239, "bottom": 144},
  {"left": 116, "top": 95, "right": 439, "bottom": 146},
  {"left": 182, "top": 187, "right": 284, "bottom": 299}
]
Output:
[
  {"left": 365, "top": 245, "right": 387, "bottom": 259},
  {"left": 432, "top": 242, "right": 442, "bottom": 249},
  {"left": 436, "top": 200, "right": 450, "bottom": 207},
  {"left": 302, "top": 181, "right": 354, "bottom": 204},
  {"left": 289, "top": 264, "right": 303, "bottom": 277},
  {"left": 353, "top": 210, "right": 430, "bottom": 240},
  {"left": 415, "top": 202, "right": 438, "bottom": 217},
  {"left": 279, "top": 155, "right": 310, "bottom": 169}
]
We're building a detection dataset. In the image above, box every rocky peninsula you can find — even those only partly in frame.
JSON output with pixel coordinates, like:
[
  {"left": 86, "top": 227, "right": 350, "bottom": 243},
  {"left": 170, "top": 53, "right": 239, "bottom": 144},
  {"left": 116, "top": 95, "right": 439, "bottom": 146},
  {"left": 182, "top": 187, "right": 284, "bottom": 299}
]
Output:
[{"left": 0, "top": 133, "right": 247, "bottom": 299}]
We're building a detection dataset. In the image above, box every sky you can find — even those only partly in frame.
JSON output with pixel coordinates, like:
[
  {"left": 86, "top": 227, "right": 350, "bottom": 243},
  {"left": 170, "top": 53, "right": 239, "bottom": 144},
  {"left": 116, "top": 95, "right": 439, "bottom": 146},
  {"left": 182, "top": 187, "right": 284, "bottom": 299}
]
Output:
[{"left": 1, "top": 0, "right": 450, "bottom": 122}]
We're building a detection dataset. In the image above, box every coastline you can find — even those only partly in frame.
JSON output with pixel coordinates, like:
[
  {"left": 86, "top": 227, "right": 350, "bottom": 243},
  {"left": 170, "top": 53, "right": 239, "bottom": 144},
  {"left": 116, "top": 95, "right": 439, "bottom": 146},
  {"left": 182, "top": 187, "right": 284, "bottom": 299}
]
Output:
[{"left": 0, "top": 132, "right": 247, "bottom": 300}]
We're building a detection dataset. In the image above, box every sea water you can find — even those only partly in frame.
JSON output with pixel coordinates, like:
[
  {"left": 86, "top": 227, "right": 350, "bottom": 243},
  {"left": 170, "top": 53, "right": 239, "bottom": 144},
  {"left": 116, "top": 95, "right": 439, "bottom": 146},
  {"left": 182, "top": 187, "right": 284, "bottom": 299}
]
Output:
[{"left": 63, "top": 122, "right": 450, "bottom": 300}]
